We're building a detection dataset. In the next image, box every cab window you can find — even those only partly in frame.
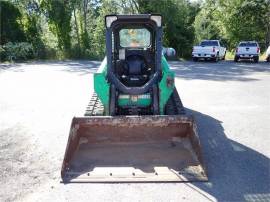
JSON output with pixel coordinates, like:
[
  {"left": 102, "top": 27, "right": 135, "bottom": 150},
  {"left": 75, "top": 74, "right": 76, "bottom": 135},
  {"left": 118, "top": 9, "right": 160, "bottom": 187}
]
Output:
[{"left": 119, "top": 28, "right": 151, "bottom": 48}]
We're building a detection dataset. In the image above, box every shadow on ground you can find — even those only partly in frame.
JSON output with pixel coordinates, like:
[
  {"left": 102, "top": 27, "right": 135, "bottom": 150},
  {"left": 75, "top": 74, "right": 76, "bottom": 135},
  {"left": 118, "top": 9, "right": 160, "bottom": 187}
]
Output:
[
  {"left": 0, "top": 63, "right": 25, "bottom": 73},
  {"left": 169, "top": 60, "right": 270, "bottom": 81},
  {"left": 2, "top": 60, "right": 269, "bottom": 81},
  {"left": 185, "top": 109, "right": 270, "bottom": 202},
  {"left": 51, "top": 60, "right": 101, "bottom": 75},
  {"left": 0, "top": 60, "right": 101, "bottom": 75},
  {"left": 55, "top": 60, "right": 270, "bottom": 81}
]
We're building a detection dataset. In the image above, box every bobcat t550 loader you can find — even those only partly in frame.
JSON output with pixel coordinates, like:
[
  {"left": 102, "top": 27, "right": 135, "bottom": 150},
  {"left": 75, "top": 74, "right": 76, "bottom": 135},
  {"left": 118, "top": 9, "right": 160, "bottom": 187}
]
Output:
[{"left": 61, "top": 14, "right": 207, "bottom": 182}]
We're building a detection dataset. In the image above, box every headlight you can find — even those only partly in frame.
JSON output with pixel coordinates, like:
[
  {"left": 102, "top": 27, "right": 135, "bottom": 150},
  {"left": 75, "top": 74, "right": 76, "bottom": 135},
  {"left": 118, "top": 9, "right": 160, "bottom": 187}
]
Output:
[
  {"left": 106, "top": 16, "right": 117, "bottom": 28},
  {"left": 150, "top": 15, "right": 162, "bottom": 27}
]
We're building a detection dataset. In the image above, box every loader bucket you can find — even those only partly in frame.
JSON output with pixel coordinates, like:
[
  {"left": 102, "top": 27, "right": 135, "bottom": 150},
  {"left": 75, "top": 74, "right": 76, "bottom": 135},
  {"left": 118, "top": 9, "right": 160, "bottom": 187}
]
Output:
[{"left": 61, "top": 115, "right": 207, "bottom": 182}]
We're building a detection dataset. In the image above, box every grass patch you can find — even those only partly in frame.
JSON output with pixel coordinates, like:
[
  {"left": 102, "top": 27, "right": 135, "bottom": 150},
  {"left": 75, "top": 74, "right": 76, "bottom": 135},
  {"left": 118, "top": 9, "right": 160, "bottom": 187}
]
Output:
[{"left": 225, "top": 51, "right": 235, "bottom": 60}]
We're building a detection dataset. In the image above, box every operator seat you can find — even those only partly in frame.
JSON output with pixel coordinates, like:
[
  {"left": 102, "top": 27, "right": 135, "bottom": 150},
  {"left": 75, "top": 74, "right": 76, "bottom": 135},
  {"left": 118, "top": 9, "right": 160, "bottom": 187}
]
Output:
[{"left": 121, "top": 55, "right": 149, "bottom": 87}]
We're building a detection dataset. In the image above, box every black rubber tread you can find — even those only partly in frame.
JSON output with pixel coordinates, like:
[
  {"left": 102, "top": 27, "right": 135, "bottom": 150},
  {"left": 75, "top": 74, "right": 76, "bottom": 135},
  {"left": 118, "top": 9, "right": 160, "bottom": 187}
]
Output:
[
  {"left": 109, "top": 85, "right": 116, "bottom": 116},
  {"left": 253, "top": 56, "right": 259, "bottom": 63},
  {"left": 84, "top": 93, "right": 104, "bottom": 116},
  {"left": 222, "top": 52, "right": 226, "bottom": 60},
  {"left": 165, "top": 88, "right": 185, "bottom": 115},
  {"left": 84, "top": 93, "right": 98, "bottom": 116},
  {"left": 152, "top": 85, "right": 159, "bottom": 115},
  {"left": 192, "top": 57, "right": 198, "bottom": 62}
]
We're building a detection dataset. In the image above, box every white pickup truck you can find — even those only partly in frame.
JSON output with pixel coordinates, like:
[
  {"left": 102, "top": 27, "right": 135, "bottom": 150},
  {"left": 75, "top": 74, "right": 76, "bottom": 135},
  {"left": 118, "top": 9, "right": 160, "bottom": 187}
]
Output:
[
  {"left": 234, "top": 41, "right": 260, "bottom": 63},
  {"left": 192, "top": 40, "right": 226, "bottom": 62}
]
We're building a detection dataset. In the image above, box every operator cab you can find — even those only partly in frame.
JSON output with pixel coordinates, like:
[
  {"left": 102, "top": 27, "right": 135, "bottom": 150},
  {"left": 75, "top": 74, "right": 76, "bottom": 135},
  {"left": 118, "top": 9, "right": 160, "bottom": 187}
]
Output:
[
  {"left": 105, "top": 15, "right": 162, "bottom": 115},
  {"left": 107, "top": 15, "right": 160, "bottom": 87}
]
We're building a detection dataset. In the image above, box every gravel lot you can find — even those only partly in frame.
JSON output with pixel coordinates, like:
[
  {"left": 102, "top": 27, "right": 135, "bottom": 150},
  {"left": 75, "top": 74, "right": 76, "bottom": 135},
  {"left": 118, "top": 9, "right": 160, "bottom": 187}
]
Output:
[{"left": 0, "top": 60, "right": 269, "bottom": 202}]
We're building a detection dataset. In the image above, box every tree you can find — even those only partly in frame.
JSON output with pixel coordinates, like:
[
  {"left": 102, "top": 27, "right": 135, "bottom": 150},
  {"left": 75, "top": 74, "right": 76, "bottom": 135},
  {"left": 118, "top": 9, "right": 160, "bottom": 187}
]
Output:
[
  {"left": 138, "top": 0, "right": 198, "bottom": 57},
  {"left": 0, "top": 1, "right": 26, "bottom": 44},
  {"left": 194, "top": 0, "right": 270, "bottom": 50},
  {"left": 193, "top": 1, "right": 222, "bottom": 44},
  {"left": 41, "top": 0, "right": 72, "bottom": 57},
  {"left": 220, "top": 0, "right": 269, "bottom": 49},
  {"left": 3, "top": 0, "right": 268, "bottom": 60}
]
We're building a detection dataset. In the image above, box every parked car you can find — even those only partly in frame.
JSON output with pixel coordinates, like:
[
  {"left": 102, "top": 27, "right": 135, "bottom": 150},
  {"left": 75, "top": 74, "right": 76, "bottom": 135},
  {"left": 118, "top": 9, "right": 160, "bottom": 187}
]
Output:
[
  {"left": 192, "top": 40, "right": 226, "bottom": 62},
  {"left": 234, "top": 41, "right": 260, "bottom": 63},
  {"left": 266, "top": 46, "right": 270, "bottom": 62}
]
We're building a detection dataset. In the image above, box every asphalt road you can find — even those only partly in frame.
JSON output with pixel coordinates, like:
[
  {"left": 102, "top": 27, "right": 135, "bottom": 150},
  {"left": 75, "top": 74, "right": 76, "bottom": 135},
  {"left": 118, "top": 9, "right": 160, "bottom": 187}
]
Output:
[{"left": 0, "top": 60, "right": 269, "bottom": 202}]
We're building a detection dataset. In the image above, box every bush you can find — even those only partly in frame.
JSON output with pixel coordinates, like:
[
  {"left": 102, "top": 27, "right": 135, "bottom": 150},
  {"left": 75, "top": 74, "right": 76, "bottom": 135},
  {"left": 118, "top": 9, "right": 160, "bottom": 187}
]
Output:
[{"left": 0, "top": 42, "right": 34, "bottom": 61}]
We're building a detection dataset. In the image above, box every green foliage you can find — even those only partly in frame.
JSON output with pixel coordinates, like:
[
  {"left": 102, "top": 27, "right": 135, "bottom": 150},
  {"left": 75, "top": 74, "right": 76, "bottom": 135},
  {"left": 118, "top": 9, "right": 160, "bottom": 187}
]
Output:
[
  {"left": 90, "top": 0, "right": 120, "bottom": 58},
  {"left": 1, "top": 42, "right": 34, "bottom": 61},
  {"left": 2, "top": 0, "right": 269, "bottom": 60},
  {"left": 138, "top": 0, "right": 197, "bottom": 58},
  {"left": 194, "top": 3, "right": 221, "bottom": 43},
  {"left": 0, "top": 1, "right": 26, "bottom": 44},
  {"left": 194, "top": 0, "right": 270, "bottom": 50},
  {"left": 223, "top": 0, "right": 269, "bottom": 49},
  {"left": 40, "top": 0, "right": 72, "bottom": 57},
  {"left": 25, "top": 15, "right": 46, "bottom": 58}
]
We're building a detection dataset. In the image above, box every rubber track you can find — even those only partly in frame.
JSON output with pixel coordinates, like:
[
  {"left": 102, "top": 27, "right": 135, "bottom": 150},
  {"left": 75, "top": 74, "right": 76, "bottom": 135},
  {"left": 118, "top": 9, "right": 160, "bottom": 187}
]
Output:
[
  {"left": 84, "top": 93, "right": 104, "bottom": 116},
  {"left": 165, "top": 88, "right": 185, "bottom": 115}
]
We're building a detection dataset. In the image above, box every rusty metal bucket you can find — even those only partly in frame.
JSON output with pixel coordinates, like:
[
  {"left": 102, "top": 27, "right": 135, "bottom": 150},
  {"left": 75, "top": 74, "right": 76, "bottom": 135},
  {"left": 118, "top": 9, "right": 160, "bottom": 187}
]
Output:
[{"left": 61, "top": 115, "right": 207, "bottom": 182}]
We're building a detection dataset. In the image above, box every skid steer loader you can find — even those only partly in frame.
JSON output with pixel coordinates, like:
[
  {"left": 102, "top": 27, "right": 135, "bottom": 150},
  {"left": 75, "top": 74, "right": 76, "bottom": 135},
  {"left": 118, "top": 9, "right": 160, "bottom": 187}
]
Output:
[{"left": 61, "top": 14, "right": 207, "bottom": 182}]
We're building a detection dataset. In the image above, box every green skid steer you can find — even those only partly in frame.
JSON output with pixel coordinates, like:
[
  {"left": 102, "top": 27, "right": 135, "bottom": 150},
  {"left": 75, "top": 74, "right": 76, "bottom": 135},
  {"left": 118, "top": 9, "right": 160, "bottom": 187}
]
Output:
[{"left": 61, "top": 14, "right": 207, "bottom": 182}]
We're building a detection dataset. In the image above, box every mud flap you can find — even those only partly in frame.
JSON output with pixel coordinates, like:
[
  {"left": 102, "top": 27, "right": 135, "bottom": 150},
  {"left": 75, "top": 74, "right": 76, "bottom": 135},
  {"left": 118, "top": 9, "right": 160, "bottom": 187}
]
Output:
[{"left": 61, "top": 115, "right": 207, "bottom": 182}]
